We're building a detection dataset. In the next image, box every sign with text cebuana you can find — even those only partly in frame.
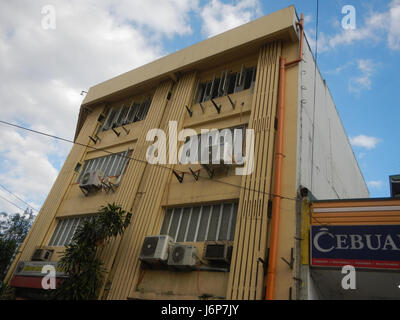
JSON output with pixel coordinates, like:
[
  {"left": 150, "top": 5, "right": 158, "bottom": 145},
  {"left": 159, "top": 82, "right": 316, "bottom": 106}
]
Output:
[{"left": 311, "top": 225, "right": 400, "bottom": 269}]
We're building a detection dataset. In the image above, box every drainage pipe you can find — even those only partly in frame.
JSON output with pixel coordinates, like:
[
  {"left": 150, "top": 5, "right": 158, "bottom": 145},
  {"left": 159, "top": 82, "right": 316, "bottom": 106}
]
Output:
[{"left": 265, "top": 13, "right": 304, "bottom": 300}]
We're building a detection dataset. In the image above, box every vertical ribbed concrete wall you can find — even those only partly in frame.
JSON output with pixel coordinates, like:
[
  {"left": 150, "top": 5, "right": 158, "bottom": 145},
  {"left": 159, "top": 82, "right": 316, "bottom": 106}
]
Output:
[
  {"left": 227, "top": 42, "right": 281, "bottom": 300},
  {"left": 106, "top": 73, "right": 197, "bottom": 299}
]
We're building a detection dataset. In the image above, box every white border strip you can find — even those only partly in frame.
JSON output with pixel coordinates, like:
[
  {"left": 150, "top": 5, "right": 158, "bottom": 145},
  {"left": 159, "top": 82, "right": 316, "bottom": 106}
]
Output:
[{"left": 313, "top": 206, "right": 400, "bottom": 213}]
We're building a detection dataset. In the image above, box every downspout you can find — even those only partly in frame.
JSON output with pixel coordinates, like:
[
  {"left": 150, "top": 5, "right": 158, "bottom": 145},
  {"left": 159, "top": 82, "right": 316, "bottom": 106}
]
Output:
[{"left": 265, "top": 13, "right": 304, "bottom": 300}]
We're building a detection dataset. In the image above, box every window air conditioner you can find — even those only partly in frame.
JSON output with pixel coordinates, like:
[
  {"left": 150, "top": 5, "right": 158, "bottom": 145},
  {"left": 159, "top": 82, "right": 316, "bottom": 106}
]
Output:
[
  {"left": 139, "top": 235, "right": 174, "bottom": 264},
  {"left": 202, "top": 142, "right": 237, "bottom": 167},
  {"left": 32, "top": 248, "right": 54, "bottom": 262},
  {"left": 204, "top": 243, "right": 233, "bottom": 264}
]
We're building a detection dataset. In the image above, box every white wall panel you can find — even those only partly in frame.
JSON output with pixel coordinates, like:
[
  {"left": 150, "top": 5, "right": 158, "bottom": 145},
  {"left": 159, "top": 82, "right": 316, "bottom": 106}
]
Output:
[{"left": 297, "top": 40, "right": 369, "bottom": 199}]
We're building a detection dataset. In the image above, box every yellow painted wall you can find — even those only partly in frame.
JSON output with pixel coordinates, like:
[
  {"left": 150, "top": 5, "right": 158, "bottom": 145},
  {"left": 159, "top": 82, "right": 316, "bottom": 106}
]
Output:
[{"left": 6, "top": 8, "right": 305, "bottom": 301}]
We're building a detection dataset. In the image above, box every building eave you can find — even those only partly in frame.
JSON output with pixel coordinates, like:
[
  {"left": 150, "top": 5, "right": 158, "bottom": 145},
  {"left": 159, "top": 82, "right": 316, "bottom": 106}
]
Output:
[{"left": 74, "top": 5, "right": 299, "bottom": 141}]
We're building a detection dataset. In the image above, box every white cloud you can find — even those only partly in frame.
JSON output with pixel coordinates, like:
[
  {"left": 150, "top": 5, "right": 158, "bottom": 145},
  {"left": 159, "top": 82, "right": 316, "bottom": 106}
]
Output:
[
  {"left": 200, "top": 0, "right": 262, "bottom": 37},
  {"left": 109, "top": 0, "right": 199, "bottom": 38},
  {"left": 0, "top": 1, "right": 198, "bottom": 214},
  {"left": 349, "top": 59, "right": 377, "bottom": 94},
  {"left": 313, "top": 0, "right": 400, "bottom": 52},
  {"left": 388, "top": 0, "right": 400, "bottom": 49},
  {"left": 350, "top": 134, "right": 381, "bottom": 149},
  {"left": 367, "top": 180, "right": 384, "bottom": 189}
]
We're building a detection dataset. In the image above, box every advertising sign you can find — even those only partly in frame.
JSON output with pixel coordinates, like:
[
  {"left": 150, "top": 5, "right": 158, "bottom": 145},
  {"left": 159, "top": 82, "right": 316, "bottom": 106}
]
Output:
[{"left": 311, "top": 225, "right": 400, "bottom": 269}]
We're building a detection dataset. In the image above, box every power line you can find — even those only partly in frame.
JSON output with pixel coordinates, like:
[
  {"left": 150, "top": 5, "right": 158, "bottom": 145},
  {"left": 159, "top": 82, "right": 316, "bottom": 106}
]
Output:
[
  {"left": 0, "top": 119, "right": 299, "bottom": 202},
  {"left": 0, "top": 183, "right": 38, "bottom": 212},
  {"left": 0, "top": 194, "right": 26, "bottom": 213}
]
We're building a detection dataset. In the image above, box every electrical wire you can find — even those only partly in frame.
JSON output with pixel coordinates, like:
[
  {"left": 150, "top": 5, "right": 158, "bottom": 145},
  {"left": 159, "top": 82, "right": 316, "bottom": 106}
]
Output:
[
  {"left": 0, "top": 194, "right": 26, "bottom": 212},
  {"left": 0, "top": 183, "right": 38, "bottom": 212},
  {"left": 0, "top": 119, "right": 299, "bottom": 202}
]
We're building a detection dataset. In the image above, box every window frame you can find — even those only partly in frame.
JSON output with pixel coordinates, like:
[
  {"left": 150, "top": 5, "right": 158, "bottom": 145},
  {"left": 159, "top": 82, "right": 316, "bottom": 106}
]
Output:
[
  {"left": 77, "top": 150, "right": 131, "bottom": 182},
  {"left": 160, "top": 202, "right": 238, "bottom": 242}
]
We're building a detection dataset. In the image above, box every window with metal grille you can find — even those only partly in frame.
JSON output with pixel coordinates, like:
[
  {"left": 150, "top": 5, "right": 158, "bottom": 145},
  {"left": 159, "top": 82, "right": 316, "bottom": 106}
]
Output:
[
  {"left": 102, "top": 98, "right": 152, "bottom": 131},
  {"left": 48, "top": 216, "right": 90, "bottom": 247},
  {"left": 179, "top": 126, "right": 246, "bottom": 165},
  {"left": 160, "top": 202, "right": 238, "bottom": 242},
  {"left": 194, "top": 66, "right": 257, "bottom": 104},
  {"left": 77, "top": 150, "right": 130, "bottom": 182}
]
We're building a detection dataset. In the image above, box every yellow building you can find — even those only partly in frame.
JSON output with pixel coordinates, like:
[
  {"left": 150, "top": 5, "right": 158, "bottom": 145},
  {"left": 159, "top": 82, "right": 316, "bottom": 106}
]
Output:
[{"left": 6, "top": 6, "right": 369, "bottom": 300}]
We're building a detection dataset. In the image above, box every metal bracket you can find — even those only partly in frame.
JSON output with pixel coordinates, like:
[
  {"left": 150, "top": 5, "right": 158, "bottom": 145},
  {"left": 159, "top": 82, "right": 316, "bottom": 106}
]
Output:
[
  {"left": 293, "top": 277, "right": 303, "bottom": 286},
  {"left": 199, "top": 103, "right": 205, "bottom": 114},
  {"left": 211, "top": 99, "right": 221, "bottom": 114},
  {"left": 102, "top": 180, "right": 116, "bottom": 193},
  {"left": 227, "top": 95, "right": 235, "bottom": 109},
  {"left": 189, "top": 168, "right": 200, "bottom": 181},
  {"left": 201, "top": 164, "right": 214, "bottom": 179},
  {"left": 257, "top": 257, "right": 268, "bottom": 275},
  {"left": 172, "top": 170, "right": 184, "bottom": 183},
  {"left": 89, "top": 134, "right": 101, "bottom": 144},
  {"left": 185, "top": 105, "right": 193, "bottom": 117},
  {"left": 111, "top": 125, "right": 121, "bottom": 137},
  {"left": 281, "top": 248, "right": 294, "bottom": 270},
  {"left": 121, "top": 125, "right": 130, "bottom": 135}
]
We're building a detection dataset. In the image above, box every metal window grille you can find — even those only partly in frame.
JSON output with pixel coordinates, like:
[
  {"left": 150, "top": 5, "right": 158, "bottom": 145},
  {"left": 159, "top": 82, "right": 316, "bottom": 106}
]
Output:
[
  {"left": 160, "top": 202, "right": 238, "bottom": 242},
  {"left": 101, "top": 98, "right": 152, "bottom": 131},
  {"left": 77, "top": 150, "right": 130, "bottom": 182},
  {"left": 48, "top": 216, "right": 89, "bottom": 247}
]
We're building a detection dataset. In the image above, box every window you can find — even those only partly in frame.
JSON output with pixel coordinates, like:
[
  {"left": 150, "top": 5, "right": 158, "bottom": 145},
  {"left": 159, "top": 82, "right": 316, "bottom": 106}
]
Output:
[
  {"left": 160, "top": 202, "right": 238, "bottom": 242},
  {"left": 102, "top": 98, "right": 152, "bottom": 131},
  {"left": 194, "top": 66, "right": 257, "bottom": 104},
  {"left": 77, "top": 150, "right": 130, "bottom": 182},
  {"left": 179, "top": 126, "right": 246, "bottom": 165},
  {"left": 48, "top": 216, "right": 90, "bottom": 247}
]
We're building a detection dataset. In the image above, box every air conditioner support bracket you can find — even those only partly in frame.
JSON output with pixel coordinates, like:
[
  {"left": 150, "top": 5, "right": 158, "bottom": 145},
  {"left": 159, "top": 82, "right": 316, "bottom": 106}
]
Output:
[
  {"left": 89, "top": 135, "right": 100, "bottom": 144},
  {"left": 201, "top": 164, "right": 214, "bottom": 179},
  {"left": 227, "top": 95, "right": 235, "bottom": 109},
  {"left": 112, "top": 126, "right": 121, "bottom": 137},
  {"left": 79, "top": 186, "right": 89, "bottom": 197},
  {"left": 121, "top": 125, "right": 130, "bottom": 135},
  {"left": 199, "top": 103, "right": 205, "bottom": 114},
  {"left": 102, "top": 181, "right": 116, "bottom": 193},
  {"left": 211, "top": 99, "right": 221, "bottom": 114},
  {"left": 173, "top": 170, "right": 184, "bottom": 183},
  {"left": 185, "top": 105, "right": 193, "bottom": 117},
  {"left": 189, "top": 168, "right": 200, "bottom": 181}
]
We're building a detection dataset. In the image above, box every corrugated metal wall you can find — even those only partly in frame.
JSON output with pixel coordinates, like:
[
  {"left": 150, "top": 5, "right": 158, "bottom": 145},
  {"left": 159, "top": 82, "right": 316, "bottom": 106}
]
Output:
[{"left": 227, "top": 42, "right": 281, "bottom": 300}]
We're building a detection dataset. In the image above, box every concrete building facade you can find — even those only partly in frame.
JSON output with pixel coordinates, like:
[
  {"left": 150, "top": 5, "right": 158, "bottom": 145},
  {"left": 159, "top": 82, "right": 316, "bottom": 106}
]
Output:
[{"left": 6, "top": 6, "right": 368, "bottom": 300}]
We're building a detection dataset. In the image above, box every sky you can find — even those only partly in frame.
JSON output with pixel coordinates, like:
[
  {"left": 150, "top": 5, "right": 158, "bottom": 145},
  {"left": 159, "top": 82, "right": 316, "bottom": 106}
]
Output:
[{"left": 0, "top": 0, "right": 399, "bottom": 216}]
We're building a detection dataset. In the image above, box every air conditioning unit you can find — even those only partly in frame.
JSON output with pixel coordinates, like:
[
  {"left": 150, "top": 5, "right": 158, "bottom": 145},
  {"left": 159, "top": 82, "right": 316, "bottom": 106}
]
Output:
[
  {"left": 139, "top": 235, "right": 174, "bottom": 265},
  {"left": 168, "top": 244, "right": 198, "bottom": 270},
  {"left": 32, "top": 248, "right": 53, "bottom": 262},
  {"left": 79, "top": 169, "right": 104, "bottom": 194},
  {"left": 204, "top": 243, "right": 233, "bottom": 264},
  {"left": 201, "top": 142, "right": 238, "bottom": 172}
]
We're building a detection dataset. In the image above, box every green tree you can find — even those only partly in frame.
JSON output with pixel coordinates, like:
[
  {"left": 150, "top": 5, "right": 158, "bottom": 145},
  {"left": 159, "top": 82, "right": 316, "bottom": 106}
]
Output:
[
  {"left": 0, "top": 209, "right": 34, "bottom": 280},
  {"left": 54, "top": 203, "right": 131, "bottom": 300}
]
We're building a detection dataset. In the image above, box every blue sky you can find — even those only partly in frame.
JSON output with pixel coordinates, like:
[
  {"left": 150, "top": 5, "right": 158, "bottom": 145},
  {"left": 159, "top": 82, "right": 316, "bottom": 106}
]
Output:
[{"left": 0, "top": 0, "right": 399, "bottom": 215}]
